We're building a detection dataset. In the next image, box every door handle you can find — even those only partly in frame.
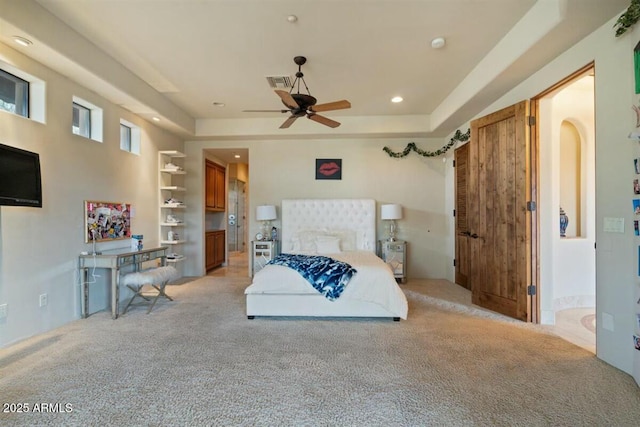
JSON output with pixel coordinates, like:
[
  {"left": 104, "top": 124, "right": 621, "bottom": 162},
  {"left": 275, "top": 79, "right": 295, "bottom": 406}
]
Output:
[
  {"left": 471, "top": 233, "right": 479, "bottom": 239},
  {"left": 461, "top": 231, "right": 471, "bottom": 236}
]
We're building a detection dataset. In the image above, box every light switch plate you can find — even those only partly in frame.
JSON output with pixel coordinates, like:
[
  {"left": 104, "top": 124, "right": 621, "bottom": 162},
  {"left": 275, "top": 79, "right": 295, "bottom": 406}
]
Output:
[{"left": 602, "top": 312, "right": 614, "bottom": 331}]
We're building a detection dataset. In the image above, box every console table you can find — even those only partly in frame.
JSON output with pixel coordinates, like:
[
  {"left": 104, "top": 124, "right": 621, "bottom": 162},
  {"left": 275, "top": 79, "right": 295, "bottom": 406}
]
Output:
[{"left": 79, "top": 246, "right": 168, "bottom": 319}]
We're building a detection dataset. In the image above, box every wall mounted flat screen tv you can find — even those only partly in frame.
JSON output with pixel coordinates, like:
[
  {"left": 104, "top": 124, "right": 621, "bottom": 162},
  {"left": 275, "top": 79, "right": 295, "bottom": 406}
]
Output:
[{"left": 0, "top": 143, "right": 42, "bottom": 207}]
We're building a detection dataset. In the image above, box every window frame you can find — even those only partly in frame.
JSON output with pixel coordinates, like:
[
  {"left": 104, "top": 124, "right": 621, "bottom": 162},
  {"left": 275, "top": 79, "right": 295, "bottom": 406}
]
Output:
[
  {"left": 72, "top": 101, "right": 91, "bottom": 138},
  {"left": 119, "top": 118, "right": 141, "bottom": 155},
  {"left": 120, "top": 123, "right": 132, "bottom": 152},
  {"left": 71, "top": 96, "right": 103, "bottom": 142},
  {"left": 0, "top": 68, "right": 29, "bottom": 118},
  {"left": 0, "top": 60, "right": 45, "bottom": 123}
]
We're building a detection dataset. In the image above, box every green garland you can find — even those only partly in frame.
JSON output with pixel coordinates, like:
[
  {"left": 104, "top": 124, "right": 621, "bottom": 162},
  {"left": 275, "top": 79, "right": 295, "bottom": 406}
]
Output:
[
  {"left": 614, "top": 0, "right": 640, "bottom": 37},
  {"left": 383, "top": 128, "right": 470, "bottom": 158}
]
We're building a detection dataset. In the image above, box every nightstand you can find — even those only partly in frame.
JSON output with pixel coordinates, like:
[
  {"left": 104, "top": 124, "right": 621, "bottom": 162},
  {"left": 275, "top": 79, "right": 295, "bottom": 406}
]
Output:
[
  {"left": 251, "top": 240, "right": 280, "bottom": 277},
  {"left": 377, "top": 240, "right": 407, "bottom": 283}
]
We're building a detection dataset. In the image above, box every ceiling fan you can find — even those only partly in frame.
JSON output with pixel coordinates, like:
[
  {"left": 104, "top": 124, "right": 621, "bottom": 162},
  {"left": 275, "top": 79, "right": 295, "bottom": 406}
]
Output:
[{"left": 244, "top": 56, "right": 351, "bottom": 129}]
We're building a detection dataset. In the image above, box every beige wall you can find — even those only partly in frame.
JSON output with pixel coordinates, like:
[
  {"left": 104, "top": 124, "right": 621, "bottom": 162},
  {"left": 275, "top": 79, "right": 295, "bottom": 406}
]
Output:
[
  {"left": 444, "top": 13, "right": 638, "bottom": 380},
  {"left": 0, "top": 42, "right": 183, "bottom": 348},
  {"left": 1, "top": 2, "right": 637, "bottom": 384},
  {"left": 184, "top": 137, "right": 454, "bottom": 280},
  {"left": 228, "top": 163, "right": 248, "bottom": 183}
]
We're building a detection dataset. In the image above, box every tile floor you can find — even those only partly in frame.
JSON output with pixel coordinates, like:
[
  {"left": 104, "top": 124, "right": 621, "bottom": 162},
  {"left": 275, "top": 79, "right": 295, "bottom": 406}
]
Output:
[
  {"left": 551, "top": 307, "right": 596, "bottom": 353},
  {"left": 207, "top": 251, "right": 249, "bottom": 277}
]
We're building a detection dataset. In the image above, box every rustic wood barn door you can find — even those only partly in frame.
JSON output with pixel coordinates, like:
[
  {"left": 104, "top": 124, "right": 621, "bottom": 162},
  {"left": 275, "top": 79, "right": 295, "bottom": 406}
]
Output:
[
  {"left": 454, "top": 143, "right": 470, "bottom": 289},
  {"left": 468, "top": 101, "right": 533, "bottom": 321}
]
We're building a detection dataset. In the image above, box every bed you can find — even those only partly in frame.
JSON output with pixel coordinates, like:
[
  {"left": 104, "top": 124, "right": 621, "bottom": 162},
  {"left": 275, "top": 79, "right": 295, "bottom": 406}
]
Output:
[{"left": 244, "top": 199, "right": 408, "bottom": 320}]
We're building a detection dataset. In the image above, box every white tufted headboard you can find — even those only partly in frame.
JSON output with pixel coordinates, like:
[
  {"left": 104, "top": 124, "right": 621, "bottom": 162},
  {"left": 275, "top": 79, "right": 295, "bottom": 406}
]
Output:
[{"left": 281, "top": 199, "right": 376, "bottom": 253}]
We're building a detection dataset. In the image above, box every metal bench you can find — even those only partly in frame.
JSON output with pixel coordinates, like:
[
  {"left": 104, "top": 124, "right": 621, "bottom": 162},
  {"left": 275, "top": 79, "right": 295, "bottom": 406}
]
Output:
[{"left": 122, "top": 266, "right": 179, "bottom": 314}]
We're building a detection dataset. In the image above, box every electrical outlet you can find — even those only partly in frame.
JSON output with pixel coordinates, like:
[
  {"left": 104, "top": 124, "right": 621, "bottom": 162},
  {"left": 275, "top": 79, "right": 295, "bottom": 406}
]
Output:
[
  {"left": 39, "top": 293, "right": 48, "bottom": 307},
  {"left": 0, "top": 304, "right": 7, "bottom": 320}
]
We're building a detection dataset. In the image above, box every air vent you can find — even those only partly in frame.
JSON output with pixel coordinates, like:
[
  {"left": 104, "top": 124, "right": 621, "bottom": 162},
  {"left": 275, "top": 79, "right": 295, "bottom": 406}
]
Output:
[{"left": 266, "top": 75, "right": 293, "bottom": 89}]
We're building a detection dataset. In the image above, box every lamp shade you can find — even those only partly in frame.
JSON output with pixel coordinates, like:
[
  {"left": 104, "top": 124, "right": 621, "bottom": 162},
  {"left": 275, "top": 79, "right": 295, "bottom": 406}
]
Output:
[
  {"left": 256, "top": 205, "right": 277, "bottom": 221},
  {"left": 381, "top": 204, "right": 402, "bottom": 220}
]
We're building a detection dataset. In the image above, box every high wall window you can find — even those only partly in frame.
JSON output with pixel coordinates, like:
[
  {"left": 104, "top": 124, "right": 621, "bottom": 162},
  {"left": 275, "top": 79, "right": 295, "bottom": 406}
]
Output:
[
  {"left": 72, "top": 102, "right": 91, "bottom": 138},
  {"left": 120, "top": 119, "right": 141, "bottom": 155},
  {"left": 0, "top": 69, "right": 29, "bottom": 118},
  {"left": 72, "top": 96, "right": 103, "bottom": 142},
  {"left": 120, "top": 123, "right": 131, "bottom": 151},
  {"left": 0, "top": 60, "right": 45, "bottom": 123}
]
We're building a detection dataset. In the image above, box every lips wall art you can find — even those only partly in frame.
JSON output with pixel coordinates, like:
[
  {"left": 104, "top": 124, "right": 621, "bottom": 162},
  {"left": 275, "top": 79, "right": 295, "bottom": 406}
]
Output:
[{"left": 315, "top": 159, "right": 342, "bottom": 180}]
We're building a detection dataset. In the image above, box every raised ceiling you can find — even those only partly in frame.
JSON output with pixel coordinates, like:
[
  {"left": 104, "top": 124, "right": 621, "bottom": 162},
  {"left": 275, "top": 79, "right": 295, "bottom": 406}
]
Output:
[{"left": 0, "top": 0, "right": 629, "bottom": 139}]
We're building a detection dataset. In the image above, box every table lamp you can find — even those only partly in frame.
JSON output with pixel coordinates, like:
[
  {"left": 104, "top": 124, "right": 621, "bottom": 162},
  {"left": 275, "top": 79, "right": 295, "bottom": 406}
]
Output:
[
  {"left": 381, "top": 204, "right": 402, "bottom": 241},
  {"left": 256, "top": 205, "right": 277, "bottom": 240}
]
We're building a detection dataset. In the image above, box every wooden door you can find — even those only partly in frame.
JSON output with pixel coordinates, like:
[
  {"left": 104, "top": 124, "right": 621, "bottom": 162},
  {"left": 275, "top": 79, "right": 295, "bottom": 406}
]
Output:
[
  {"left": 205, "top": 231, "right": 216, "bottom": 270},
  {"left": 454, "top": 143, "right": 470, "bottom": 289},
  {"left": 214, "top": 165, "right": 226, "bottom": 209},
  {"left": 205, "top": 230, "right": 225, "bottom": 270},
  {"left": 214, "top": 231, "right": 226, "bottom": 266},
  {"left": 205, "top": 161, "right": 216, "bottom": 210},
  {"left": 205, "top": 161, "right": 226, "bottom": 211},
  {"left": 468, "top": 101, "right": 532, "bottom": 321}
]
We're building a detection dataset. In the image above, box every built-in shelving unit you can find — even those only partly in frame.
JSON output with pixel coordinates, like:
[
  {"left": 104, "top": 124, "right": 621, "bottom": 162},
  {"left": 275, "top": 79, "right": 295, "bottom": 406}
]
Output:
[{"left": 159, "top": 150, "right": 187, "bottom": 267}]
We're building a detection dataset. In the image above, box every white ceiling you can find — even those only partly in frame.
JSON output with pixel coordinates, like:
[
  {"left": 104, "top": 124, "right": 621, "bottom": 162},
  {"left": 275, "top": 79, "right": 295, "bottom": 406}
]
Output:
[{"left": 0, "top": 0, "right": 629, "bottom": 141}]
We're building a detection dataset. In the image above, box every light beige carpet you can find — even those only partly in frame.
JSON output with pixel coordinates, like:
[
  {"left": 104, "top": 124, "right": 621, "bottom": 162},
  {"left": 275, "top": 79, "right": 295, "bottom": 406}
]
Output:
[{"left": 1, "top": 277, "right": 638, "bottom": 427}]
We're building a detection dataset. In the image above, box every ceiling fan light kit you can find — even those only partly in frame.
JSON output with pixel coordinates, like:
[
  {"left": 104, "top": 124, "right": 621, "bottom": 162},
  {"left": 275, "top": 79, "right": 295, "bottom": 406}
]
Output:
[{"left": 243, "top": 56, "right": 351, "bottom": 129}]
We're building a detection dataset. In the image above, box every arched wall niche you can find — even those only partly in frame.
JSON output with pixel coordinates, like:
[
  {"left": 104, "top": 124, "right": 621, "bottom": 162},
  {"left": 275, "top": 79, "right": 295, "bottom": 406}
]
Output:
[{"left": 559, "top": 119, "right": 584, "bottom": 238}]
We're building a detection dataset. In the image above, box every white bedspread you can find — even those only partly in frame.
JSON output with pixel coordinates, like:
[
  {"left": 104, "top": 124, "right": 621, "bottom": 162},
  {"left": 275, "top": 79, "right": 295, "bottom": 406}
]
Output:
[{"left": 245, "top": 251, "right": 408, "bottom": 319}]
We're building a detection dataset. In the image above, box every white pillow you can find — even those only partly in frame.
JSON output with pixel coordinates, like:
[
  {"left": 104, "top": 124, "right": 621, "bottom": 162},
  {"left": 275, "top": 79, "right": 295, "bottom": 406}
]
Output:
[
  {"left": 315, "top": 236, "right": 341, "bottom": 254},
  {"left": 325, "top": 229, "right": 356, "bottom": 251},
  {"left": 294, "top": 230, "right": 322, "bottom": 252},
  {"left": 290, "top": 229, "right": 357, "bottom": 253},
  {"left": 291, "top": 230, "right": 326, "bottom": 252}
]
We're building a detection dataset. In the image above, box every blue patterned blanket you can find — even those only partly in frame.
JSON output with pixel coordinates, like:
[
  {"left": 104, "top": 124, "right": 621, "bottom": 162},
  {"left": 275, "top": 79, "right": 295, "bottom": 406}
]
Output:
[{"left": 267, "top": 254, "right": 357, "bottom": 300}]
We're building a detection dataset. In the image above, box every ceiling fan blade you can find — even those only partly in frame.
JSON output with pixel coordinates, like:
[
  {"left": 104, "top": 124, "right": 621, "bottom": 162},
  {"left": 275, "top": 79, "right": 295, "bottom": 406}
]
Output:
[
  {"left": 310, "top": 100, "right": 351, "bottom": 112},
  {"left": 275, "top": 90, "right": 299, "bottom": 109},
  {"left": 308, "top": 113, "right": 341, "bottom": 128},
  {"left": 243, "top": 109, "right": 290, "bottom": 113},
  {"left": 280, "top": 115, "right": 299, "bottom": 129}
]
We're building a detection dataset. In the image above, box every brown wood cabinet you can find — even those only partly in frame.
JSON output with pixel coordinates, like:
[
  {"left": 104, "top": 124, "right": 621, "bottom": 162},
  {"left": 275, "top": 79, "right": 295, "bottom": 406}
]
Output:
[
  {"left": 206, "top": 230, "right": 225, "bottom": 270},
  {"left": 205, "top": 160, "right": 226, "bottom": 211}
]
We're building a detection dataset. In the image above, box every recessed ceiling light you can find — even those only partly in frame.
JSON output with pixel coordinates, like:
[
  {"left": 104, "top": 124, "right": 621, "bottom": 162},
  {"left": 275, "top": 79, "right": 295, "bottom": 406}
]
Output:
[
  {"left": 391, "top": 96, "right": 403, "bottom": 103},
  {"left": 12, "top": 36, "right": 32, "bottom": 47},
  {"left": 431, "top": 37, "right": 446, "bottom": 49},
  {"left": 152, "top": 116, "right": 160, "bottom": 122},
  {"left": 287, "top": 15, "right": 298, "bottom": 23},
  {"left": 212, "top": 102, "right": 225, "bottom": 107},
  {"left": 234, "top": 154, "right": 241, "bottom": 159}
]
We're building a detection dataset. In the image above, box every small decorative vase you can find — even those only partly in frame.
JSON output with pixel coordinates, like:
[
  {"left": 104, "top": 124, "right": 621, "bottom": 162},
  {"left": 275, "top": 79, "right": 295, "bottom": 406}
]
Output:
[{"left": 559, "top": 207, "right": 569, "bottom": 238}]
